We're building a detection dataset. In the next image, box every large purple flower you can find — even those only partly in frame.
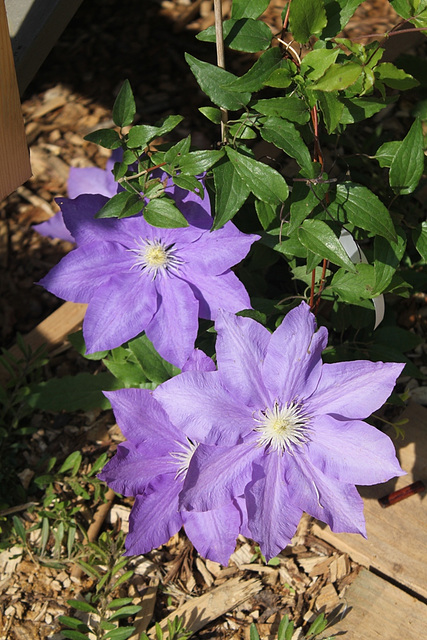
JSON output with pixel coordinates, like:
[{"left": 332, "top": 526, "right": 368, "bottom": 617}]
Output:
[
  {"left": 38, "top": 183, "right": 258, "bottom": 366},
  {"left": 98, "top": 355, "right": 243, "bottom": 564},
  {"left": 154, "top": 302, "right": 405, "bottom": 560},
  {"left": 33, "top": 150, "right": 121, "bottom": 242}
]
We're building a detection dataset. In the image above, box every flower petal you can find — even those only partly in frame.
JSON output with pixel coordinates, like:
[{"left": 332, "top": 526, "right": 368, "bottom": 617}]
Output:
[
  {"left": 178, "top": 225, "right": 259, "bottom": 276},
  {"left": 288, "top": 456, "right": 367, "bottom": 535},
  {"left": 103, "top": 389, "right": 181, "bottom": 446},
  {"left": 33, "top": 212, "right": 75, "bottom": 243},
  {"left": 214, "top": 311, "right": 271, "bottom": 408},
  {"left": 306, "top": 360, "right": 405, "bottom": 419},
  {"left": 67, "top": 166, "right": 118, "bottom": 199},
  {"left": 182, "top": 349, "right": 216, "bottom": 372},
  {"left": 97, "top": 442, "right": 170, "bottom": 496},
  {"left": 83, "top": 272, "right": 157, "bottom": 352},
  {"left": 38, "top": 241, "right": 130, "bottom": 302},
  {"left": 145, "top": 276, "right": 199, "bottom": 367},
  {"left": 183, "top": 270, "right": 252, "bottom": 320},
  {"left": 183, "top": 502, "right": 241, "bottom": 565},
  {"left": 245, "top": 455, "right": 303, "bottom": 560},
  {"left": 125, "top": 477, "right": 183, "bottom": 555},
  {"left": 154, "top": 371, "right": 254, "bottom": 445},
  {"left": 180, "top": 442, "right": 260, "bottom": 511},
  {"left": 263, "top": 302, "right": 328, "bottom": 402},
  {"left": 306, "top": 415, "right": 405, "bottom": 485}
]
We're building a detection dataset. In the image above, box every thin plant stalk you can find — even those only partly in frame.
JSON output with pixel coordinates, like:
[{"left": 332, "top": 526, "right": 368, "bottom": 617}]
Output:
[{"left": 213, "top": 0, "right": 228, "bottom": 143}]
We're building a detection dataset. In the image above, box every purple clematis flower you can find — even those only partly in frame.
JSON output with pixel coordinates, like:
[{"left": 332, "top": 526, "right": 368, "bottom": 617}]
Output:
[
  {"left": 33, "top": 149, "right": 121, "bottom": 242},
  {"left": 154, "top": 302, "right": 405, "bottom": 560},
  {"left": 38, "top": 182, "right": 259, "bottom": 367},
  {"left": 98, "top": 373, "right": 243, "bottom": 564}
]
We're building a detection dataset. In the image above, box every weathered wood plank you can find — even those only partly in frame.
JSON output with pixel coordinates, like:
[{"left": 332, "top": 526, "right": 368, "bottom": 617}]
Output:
[
  {"left": 323, "top": 569, "right": 427, "bottom": 640},
  {"left": 0, "top": 0, "right": 31, "bottom": 200},
  {"left": 313, "top": 403, "right": 427, "bottom": 599},
  {"left": 0, "top": 301, "right": 86, "bottom": 384}
]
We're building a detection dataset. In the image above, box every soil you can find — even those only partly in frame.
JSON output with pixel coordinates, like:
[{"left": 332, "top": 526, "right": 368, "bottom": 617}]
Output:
[{"left": 0, "top": 2, "right": 425, "bottom": 639}]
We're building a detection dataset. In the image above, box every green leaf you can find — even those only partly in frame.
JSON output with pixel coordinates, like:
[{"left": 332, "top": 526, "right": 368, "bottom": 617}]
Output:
[
  {"left": 307, "top": 613, "right": 328, "bottom": 637},
  {"left": 374, "top": 230, "right": 406, "bottom": 294},
  {"left": 300, "top": 48, "right": 340, "bottom": 80},
  {"left": 108, "top": 606, "right": 142, "bottom": 622},
  {"left": 389, "top": 119, "right": 424, "bottom": 195},
  {"left": 178, "top": 149, "right": 225, "bottom": 174},
  {"left": 298, "top": 219, "right": 357, "bottom": 271},
  {"left": 107, "top": 598, "right": 134, "bottom": 610},
  {"left": 249, "top": 623, "right": 261, "bottom": 640},
  {"left": 27, "top": 372, "right": 121, "bottom": 411},
  {"left": 68, "top": 330, "right": 108, "bottom": 361},
  {"left": 226, "top": 147, "right": 289, "bottom": 205},
  {"left": 340, "top": 96, "right": 395, "bottom": 124},
  {"left": 164, "top": 136, "right": 192, "bottom": 165},
  {"left": 58, "top": 616, "right": 90, "bottom": 632},
  {"left": 289, "top": 0, "right": 327, "bottom": 43},
  {"left": 255, "top": 201, "right": 278, "bottom": 230},
  {"left": 112, "top": 80, "right": 136, "bottom": 128},
  {"left": 103, "top": 628, "right": 136, "bottom": 640},
  {"left": 278, "top": 614, "right": 294, "bottom": 640},
  {"left": 330, "top": 264, "right": 376, "bottom": 303},
  {"left": 127, "top": 115, "right": 184, "bottom": 149},
  {"left": 185, "top": 54, "right": 251, "bottom": 110},
  {"left": 12, "top": 516, "right": 26, "bottom": 543},
  {"left": 61, "top": 631, "right": 91, "bottom": 640},
  {"left": 84, "top": 129, "right": 122, "bottom": 149},
  {"left": 144, "top": 198, "right": 189, "bottom": 228},
  {"left": 253, "top": 96, "right": 310, "bottom": 124},
  {"left": 311, "top": 62, "right": 362, "bottom": 91},
  {"left": 197, "top": 18, "right": 272, "bottom": 53},
  {"left": 199, "top": 107, "right": 221, "bottom": 124},
  {"left": 375, "top": 62, "right": 418, "bottom": 90},
  {"left": 212, "top": 157, "right": 251, "bottom": 229},
  {"left": 322, "top": 0, "right": 365, "bottom": 37},
  {"left": 260, "top": 116, "right": 313, "bottom": 176},
  {"left": 333, "top": 183, "right": 397, "bottom": 242},
  {"left": 95, "top": 191, "right": 143, "bottom": 219},
  {"left": 288, "top": 179, "right": 329, "bottom": 235},
  {"left": 413, "top": 221, "right": 427, "bottom": 262},
  {"left": 231, "top": 0, "right": 270, "bottom": 19},
  {"left": 172, "top": 174, "right": 204, "bottom": 197},
  {"left": 128, "top": 334, "right": 180, "bottom": 384},
  {"left": 316, "top": 91, "right": 344, "bottom": 133},
  {"left": 226, "top": 47, "right": 284, "bottom": 92},
  {"left": 375, "top": 141, "right": 401, "bottom": 168},
  {"left": 263, "top": 68, "right": 293, "bottom": 88},
  {"left": 103, "top": 358, "right": 149, "bottom": 387},
  {"left": 374, "top": 326, "right": 422, "bottom": 352},
  {"left": 59, "top": 451, "right": 82, "bottom": 474}
]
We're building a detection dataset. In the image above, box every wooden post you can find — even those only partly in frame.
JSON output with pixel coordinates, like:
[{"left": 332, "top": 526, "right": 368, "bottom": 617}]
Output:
[{"left": 0, "top": 0, "right": 31, "bottom": 200}]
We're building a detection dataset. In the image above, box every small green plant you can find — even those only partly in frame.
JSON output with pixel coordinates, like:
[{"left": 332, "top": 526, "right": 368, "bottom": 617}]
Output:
[
  {"left": 59, "top": 530, "right": 142, "bottom": 640},
  {"left": 140, "top": 616, "right": 192, "bottom": 640},
  {"left": 0, "top": 337, "right": 48, "bottom": 508},
  {"left": 249, "top": 612, "right": 335, "bottom": 640}
]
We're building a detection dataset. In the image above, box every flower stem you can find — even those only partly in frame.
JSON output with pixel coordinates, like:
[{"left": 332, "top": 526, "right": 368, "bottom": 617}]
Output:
[{"left": 213, "top": 0, "right": 228, "bottom": 143}]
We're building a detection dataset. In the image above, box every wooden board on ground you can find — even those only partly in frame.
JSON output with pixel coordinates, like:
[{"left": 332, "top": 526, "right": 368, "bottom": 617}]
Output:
[
  {"left": 323, "top": 569, "right": 427, "bottom": 640},
  {"left": 0, "top": 0, "right": 31, "bottom": 200},
  {"left": 0, "top": 301, "right": 87, "bottom": 384},
  {"left": 312, "top": 402, "right": 427, "bottom": 599}
]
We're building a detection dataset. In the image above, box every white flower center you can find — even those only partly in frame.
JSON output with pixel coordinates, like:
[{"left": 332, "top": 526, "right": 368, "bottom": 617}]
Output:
[
  {"left": 128, "top": 238, "right": 183, "bottom": 279},
  {"left": 254, "top": 400, "right": 310, "bottom": 454},
  {"left": 169, "top": 438, "right": 198, "bottom": 480}
]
